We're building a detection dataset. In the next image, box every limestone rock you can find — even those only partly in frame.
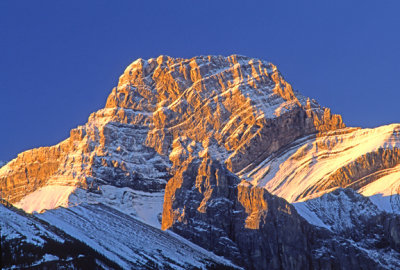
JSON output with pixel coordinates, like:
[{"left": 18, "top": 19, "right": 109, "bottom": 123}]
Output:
[{"left": 0, "top": 55, "right": 343, "bottom": 208}]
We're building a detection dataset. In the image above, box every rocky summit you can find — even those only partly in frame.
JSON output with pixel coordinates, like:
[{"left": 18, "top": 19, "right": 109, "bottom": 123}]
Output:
[{"left": 2, "top": 55, "right": 400, "bottom": 269}]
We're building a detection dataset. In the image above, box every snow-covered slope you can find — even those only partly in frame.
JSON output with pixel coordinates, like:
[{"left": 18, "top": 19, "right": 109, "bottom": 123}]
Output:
[
  {"left": 69, "top": 185, "right": 165, "bottom": 228},
  {"left": 13, "top": 184, "right": 165, "bottom": 228},
  {"left": 239, "top": 124, "right": 400, "bottom": 202},
  {"left": 14, "top": 185, "right": 77, "bottom": 214},
  {"left": 36, "top": 203, "right": 239, "bottom": 269},
  {"left": 0, "top": 203, "right": 122, "bottom": 269},
  {"left": 359, "top": 164, "right": 400, "bottom": 197},
  {"left": 1, "top": 203, "right": 64, "bottom": 247},
  {"left": 293, "top": 188, "right": 381, "bottom": 231},
  {"left": 0, "top": 202, "right": 238, "bottom": 269}
]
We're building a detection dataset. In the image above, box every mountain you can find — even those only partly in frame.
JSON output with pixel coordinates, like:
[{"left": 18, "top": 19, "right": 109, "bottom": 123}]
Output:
[
  {"left": 1, "top": 55, "right": 400, "bottom": 269},
  {"left": 0, "top": 55, "right": 343, "bottom": 209}
]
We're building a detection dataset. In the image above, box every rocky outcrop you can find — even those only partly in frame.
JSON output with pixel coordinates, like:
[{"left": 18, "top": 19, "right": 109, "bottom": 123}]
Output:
[
  {"left": 0, "top": 140, "right": 76, "bottom": 202},
  {"left": 384, "top": 215, "right": 400, "bottom": 251},
  {"left": 0, "top": 114, "right": 169, "bottom": 203},
  {"left": 108, "top": 55, "right": 344, "bottom": 174},
  {"left": 321, "top": 148, "right": 400, "bottom": 191}
]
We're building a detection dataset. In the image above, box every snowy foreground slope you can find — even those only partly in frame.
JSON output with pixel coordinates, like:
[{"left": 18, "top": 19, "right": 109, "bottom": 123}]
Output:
[
  {"left": 37, "top": 203, "right": 238, "bottom": 269},
  {"left": 1, "top": 201, "right": 239, "bottom": 269},
  {"left": 2, "top": 55, "right": 400, "bottom": 269},
  {"left": 0, "top": 203, "right": 121, "bottom": 269}
]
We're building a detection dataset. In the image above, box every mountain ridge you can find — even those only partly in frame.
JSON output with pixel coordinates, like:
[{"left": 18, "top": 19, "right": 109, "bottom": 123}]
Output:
[{"left": 2, "top": 55, "right": 400, "bottom": 269}]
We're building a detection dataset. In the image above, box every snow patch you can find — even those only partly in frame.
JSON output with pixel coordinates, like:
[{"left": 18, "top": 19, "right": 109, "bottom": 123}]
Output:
[
  {"left": 36, "top": 203, "right": 238, "bottom": 269},
  {"left": 293, "top": 189, "right": 381, "bottom": 232},
  {"left": 14, "top": 185, "right": 76, "bottom": 214},
  {"left": 368, "top": 194, "right": 400, "bottom": 214},
  {"left": 293, "top": 202, "right": 331, "bottom": 230},
  {"left": 69, "top": 185, "right": 164, "bottom": 228}
]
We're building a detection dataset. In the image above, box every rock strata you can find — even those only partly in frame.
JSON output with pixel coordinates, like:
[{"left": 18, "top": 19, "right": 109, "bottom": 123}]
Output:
[{"left": 0, "top": 55, "right": 343, "bottom": 205}]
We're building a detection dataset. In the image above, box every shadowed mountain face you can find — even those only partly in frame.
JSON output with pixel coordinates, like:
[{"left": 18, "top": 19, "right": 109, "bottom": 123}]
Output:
[
  {"left": 161, "top": 153, "right": 400, "bottom": 269},
  {"left": 2, "top": 55, "right": 400, "bottom": 269}
]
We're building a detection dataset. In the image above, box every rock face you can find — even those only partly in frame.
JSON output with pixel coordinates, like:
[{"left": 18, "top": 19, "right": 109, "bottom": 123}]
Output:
[
  {"left": 0, "top": 55, "right": 343, "bottom": 207},
  {"left": 105, "top": 55, "right": 344, "bottom": 173},
  {"left": 162, "top": 152, "right": 313, "bottom": 269}
]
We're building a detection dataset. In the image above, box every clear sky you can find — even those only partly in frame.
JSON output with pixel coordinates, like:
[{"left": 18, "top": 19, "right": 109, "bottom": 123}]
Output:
[{"left": 1, "top": 1, "right": 399, "bottom": 161}]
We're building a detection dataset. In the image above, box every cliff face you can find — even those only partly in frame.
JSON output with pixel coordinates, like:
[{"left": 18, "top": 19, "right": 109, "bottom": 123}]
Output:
[
  {"left": 0, "top": 55, "right": 343, "bottom": 206},
  {"left": 161, "top": 147, "right": 397, "bottom": 269},
  {"left": 162, "top": 153, "right": 313, "bottom": 269}
]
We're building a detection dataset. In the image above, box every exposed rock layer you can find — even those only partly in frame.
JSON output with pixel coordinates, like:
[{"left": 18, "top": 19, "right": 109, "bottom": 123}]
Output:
[
  {"left": 241, "top": 124, "right": 400, "bottom": 202},
  {"left": 0, "top": 55, "right": 343, "bottom": 204}
]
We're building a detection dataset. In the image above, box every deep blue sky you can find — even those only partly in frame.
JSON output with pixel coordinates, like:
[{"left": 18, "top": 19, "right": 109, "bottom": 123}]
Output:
[{"left": 1, "top": 1, "right": 399, "bottom": 161}]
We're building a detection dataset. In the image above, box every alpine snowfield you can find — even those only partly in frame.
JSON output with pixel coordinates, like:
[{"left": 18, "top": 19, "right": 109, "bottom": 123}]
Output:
[{"left": 240, "top": 124, "right": 400, "bottom": 203}]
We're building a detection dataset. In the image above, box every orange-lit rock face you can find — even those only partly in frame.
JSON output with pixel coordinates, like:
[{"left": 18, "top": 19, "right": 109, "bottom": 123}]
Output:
[
  {"left": 0, "top": 55, "right": 343, "bottom": 208},
  {"left": 0, "top": 107, "right": 169, "bottom": 204},
  {"left": 0, "top": 140, "right": 74, "bottom": 202},
  {"left": 237, "top": 182, "right": 270, "bottom": 230},
  {"left": 108, "top": 55, "right": 344, "bottom": 171}
]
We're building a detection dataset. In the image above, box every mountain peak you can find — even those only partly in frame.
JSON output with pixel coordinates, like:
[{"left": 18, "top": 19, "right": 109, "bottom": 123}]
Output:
[{"left": 1, "top": 55, "right": 343, "bottom": 212}]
